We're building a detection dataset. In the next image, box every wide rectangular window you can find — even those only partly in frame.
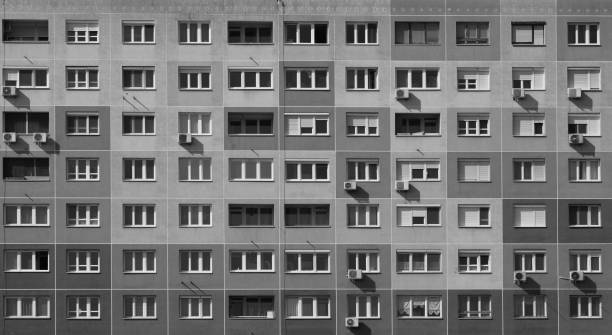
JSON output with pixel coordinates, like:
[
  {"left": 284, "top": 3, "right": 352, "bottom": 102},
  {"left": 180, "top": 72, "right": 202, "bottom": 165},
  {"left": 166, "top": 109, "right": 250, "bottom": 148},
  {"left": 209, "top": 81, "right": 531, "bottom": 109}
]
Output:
[
  {"left": 568, "top": 114, "right": 601, "bottom": 136},
  {"left": 123, "top": 250, "right": 156, "bottom": 273},
  {"left": 286, "top": 296, "right": 330, "bottom": 319},
  {"left": 394, "top": 22, "right": 439, "bottom": 44},
  {"left": 66, "top": 21, "right": 98, "bottom": 43},
  {"left": 179, "top": 296, "right": 212, "bottom": 319},
  {"left": 179, "top": 250, "right": 211, "bottom": 273},
  {"left": 395, "top": 113, "right": 440, "bottom": 136},
  {"left": 178, "top": 112, "right": 211, "bottom": 135},
  {"left": 179, "top": 67, "right": 211, "bottom": 90},
  {"left": 179, "top": 22, "right": 210, "bottom": 44},
  {"left": 456, "top": 22, "right": 489, "bottom": 44},
  {"left": 347, "top": 204, "right": 378, "bottom": 227},
  {"left": 228, "top": 113, "right": 273, "bottom": 135},
  {"left": 569, "top": 205, "right": 601, "bottom": 227},
  {"left": 66, "top": 113, "right": 99, "bottom": 135},
  {"left": 397, "top": 296, "right": 442, "bottom": 318},
  {"left": 458, "top": 251, "right": 490, "bottom": 273},
  {"left": 284, "top": 22, "right": 327, "bottom": 44},
  {"left": 5, "top": 250, "right": 49, "bottom": 272},
  {"left": 514, "top": 251, "right": 546, "bottom": 272},
  {"left": 3, "top": 158, "right": 49, "bottom": 180},
  {"left": 397, "top": 206, "right": 440, "bottom": 226},
  {"left": 285, "top": 114, "right": 328, "bottom": 136},
  {"left": 5, "top": 296, "right": 50, "bottom": 318},
  {"left": 229, "top": 159, "right": 273, "bottom": 181},
  {"left": 285, "top": 205, "right": 329, "bottom": 227},
  {"left": 347, "top": 160, "right": 379, "bottom": 181},
  {"left": 513, "top": 114, "right": 545, "bottom": 137},
  {"left": 346, "top": 22, "right": 377, "bottom": 44},
  {"left": 347, "top": 251, "right": 379, "bottom": 273},
  {"left": 67, "top": 296, "right": 100, "bottom": 319},
  {"left": 66, "top": 67, "right": 98, "bottom": 89},
  {"left": 569, "top": 159, "right": 600, "bottom": 182},
  {"left": 228, "top": 69, "right": 272, "bottom": 89},
  {"left": 3, "top": 20, "right": 48, "bottom": 42},
  {"left": 230, "top": 251, "right": 274, "bottom": 272},
  {"left": 4, "top": 204, "right": 48, "bottom": 226},
  {"left": 513, "top": 159, "right": 546, "bottom": 182},
  {"left": 570, "top": 250, "right": 601, "bottom": 273},
  {"left": 568, "top": 23, "right": 599, "bottom": 45},
  {"left": 4, "top": 112, "right": 49, "bottom": 134},
  {"left": 512, "top": 22, "right": 545, "bottom": 45},
  {"left": 123, "top": 158, "right": 155, "bottom": 181},
  {"left": 346, "top": 68, "right": 377, "bottom": 90},
  {"left": 123, "top": 296, "right": 156, "bottom": 319},
  {"left": 347, "top": 295, "right": 379, "bottom": 318},
  {"left": 513, "top": 205, "right": 546, "bottom": 228},
  {"left": 514, "top": 295, "right": 547, "bottom": 318},
  {"left": 458, "top": 159, "right": 490, "bottom": 182},
  {"left": 398, "top": 161, "right": 440, "bottom": 182},
  {"left": 67, "top": 204, "right": 99, "bottom": 227},
  {"left": 67, "top": 158, "right": 99, "bottom": 181},
  {"left": 570, "top": 296, "right": 601, "bottom": 318},
  {"left": 568, "top": 68, "right": 600, "bottom": 91},
  {"left": 457, "top": 68, "right": 490, "bottom": 91},
  {"left": 179, "top": 204, "right": 211, "bottom": 227},
  {"left": 347, "top": 113, "right": 378, "bottom": 136},
  {"left": 396, "top": 68, "right": 439, "bottom": 89},
  {"left": 396, "top": 251, "right": 441, "bottom": 273},
  {"left": 228, "top": 22, "right": 273, "bottom": 44},
  {"left": 67, "top": 250, "right": 100, "bottom": 273},
  {"left": 122, "top": 21, "right": 154, "bottom": 43},
  {"left": 285, "top": 251, "right": 329, "bottom": 273},
  {"left": 3, "top": 68, "right": 48, "bottom": 88},
  {"left": 178, "top": 157, "right": 211, "bottom": 181},
  {"left": 123, "top": 204, "right": 155, "bottom": 227},
  {"left": 458, "top": 295, "right": 491, "bottom": 318},
  {"left": 228, "top": 204, "right": 273, "bottom": 227},
  {"left": 228, "top": 296, "right": 274, "bottom": 318},
  {"left": 122, "top": 67, "right": 155, "bottom": 89},
  {"left": 512, "top": 67, "right": 545, "bottom": 90},
  {"left": 458, "top": 206, "right": 490, "bottom": 227},
  {"left": 457, "top": 114, "right": 489, "bottom": 136},
  {"left": 286, "top": 162, "right": 328, "bottom": 181},
  {"left": 285, "top": 68, "right": 329, "bottom": 89}
]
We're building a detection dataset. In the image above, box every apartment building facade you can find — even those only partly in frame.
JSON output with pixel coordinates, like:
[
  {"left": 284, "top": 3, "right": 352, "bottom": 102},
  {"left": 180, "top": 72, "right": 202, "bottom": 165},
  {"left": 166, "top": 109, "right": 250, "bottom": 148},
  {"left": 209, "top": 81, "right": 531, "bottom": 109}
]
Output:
[{"left": 0, "top": 0, "right": 610, "bottom": 334}]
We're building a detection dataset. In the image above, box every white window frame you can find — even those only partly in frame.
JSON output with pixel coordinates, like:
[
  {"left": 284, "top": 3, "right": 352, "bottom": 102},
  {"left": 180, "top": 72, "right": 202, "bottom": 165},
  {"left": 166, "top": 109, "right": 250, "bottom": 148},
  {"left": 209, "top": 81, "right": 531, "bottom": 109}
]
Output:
[
  {"left": 123, "top": 250, "right": 156, "bottom": 273},
  {"left": 513, "top": 205, "right": 547, "bottom": 228},
  {"left": 513, "top": 159, "right": 546, "bottom": 182},
  {"left": 346, "top": 68, "right": 378, "bottom": 90},
  {"left": 569, "top": 159, "right": 600, "bottom": 182},
  {"left": 347, "top": 251, "right": 380, "bottom": 273},
  {"left": 398, "top": 161, "right": 440, "bottom": 182},
  {"left": 178, "top": 67, "right": 211, "bottom": 90},
  {"left": 568, "top": 114, "right": 601, "bottom": 136},
  {"left": 285, "top": 161, "right": 329, "bottom": 182},
  {"left": 570, "top": 296, "right": 602, "bottom": 318},
  {"left": 4, "top": 250, "right": 49, "bottom": 272},
  {"left": 514, "top": 295, "right": 547, "bottom": 319},
  {"left": 458, "top": 251, "right": 490, "bottom": 273},
  {"left": 396, "top": 251, "right": 442, "bottom": 273},
  {"left": 457, "top": 68, "right": 490, "bottom": 91},
  {"left": 347, "top": 160, "right": 379, "bottom": 182},
  {"left": 122, "top": 21, "right": 155, "bottom": 44},
  {"left": 228, "top": 69, "right": 273, "bottom": 89},
  {"left": 179, "top": 296, "right": 212, "bottom": 319},
  {"left": 397, "top": 205, "right": 441, "bottom": 227},
  {"left": 123, "top": 296, "right": 156, "bottom": 319},
  {"left": 3, "top": 68, "right": 49, "bottom": 88},
  {"left": 346, "top": 22, "right": 378, "bottom": 45},
  {"left": 567, "top": 67, "right": 601, "bottom": 91},
  {"left": 569, "top": 204, "right": 601, "bottom": 227},
  {"left": 347, "top": 204, "right": 379, "bottom": 228},
  {"left": 346, "top": 113, "right": 379, "bottom": 136},
  {"left": 66, "top": 67, "right": 99, "bottom": 89},
  {"left": 179, "top": 204, "right": 212, "bottom": 227},
  {"left": 514, "top": 251, "right": 547, "bottom": 273},
  {"left": 122, "top": 67, "right": 155, "bottom": 90},
  {"left": 178, "top": 112, "right": 211, "bottom": 135},
  {"left": 178, "top": 21, "right": 210, "bottom": 44},
  {"left": 179, "top": 250, "right": 212, "bottom": 273},
  {"left": 458, "top": 205, "right": 491, "bottom": 228},
  {"left": 229, "top": 158, "right": 273, "bottom": 181},
  {"left": 285, "top": 251, "right": 330, "bottom": 273},
  {"left": 284, "top": 22, "right": 328, "bottom": 45},
  {"left": 458, "top": 295, "right": 492, "bottom": 319},
  {"left": 512, "top": 67, "right": 545, "bottom": 90},
  {"left": 67, "top": 250, "right": 100, "bottom": 273},
  {"left": 66, "top": 158, "right": 99, "bottom": 181},
  {"left": 66, "top": 20, "right": 99, "bottom": 44},
  {"left": 458, "top": 159, "right": 491, "bottom": 182},
  {"left": 285, "top": 113, "right": 329, "bottom": 136},
  {"left": 570, "top": 250, "right": 602, "bottom": 273},
  {"left": 513, "top": 114, "right": 545, "bottom": 137},
  {"left": 66, "top": 112, "right": 99, "bottom": 135},
  {"left": 123, "top": 158, "right": 156, "bottom": 181},
  {"left": 178, "top": 157, "right": 212, "bottom": 182},
  {"left": 285, "top": 68, "right": 329, "bottom": 90},
  {"left": 4, "top": 296, "right": 50, "bottom": 319},
  {"left": 286, "top": 296, "right": 330, "bottom": 319},
  {"left": 457, "top": 114, "right": 490, "bottom": 136},
  {"left": 4, "top": 204, "right": 49, "bottom": 226},
  {"left": 230, "top": 250, "right": 275, "bottom": 272},
  {"left": 511, "top": 22, "right": 545, "bottom": 45},
  {"left": 348, "top": 295, "right": 380, "bottom": 319},
  {"left": 67, "top": 204, "right": 99, "bottom": 227},
  {"left": 396, "top": 68, "right": 440, "bottom": 90},
  {"left": 568, "top": 23, "right": 600, "bottom": 46},
  {"left": 123, "top": 204, "right": 156, "bottom": 227},
  {"left": 397, "top": 295, "right": 443, "bottom": 319},
  {"left": 67, "top": 296, "right": 100, "bottom": 319}
]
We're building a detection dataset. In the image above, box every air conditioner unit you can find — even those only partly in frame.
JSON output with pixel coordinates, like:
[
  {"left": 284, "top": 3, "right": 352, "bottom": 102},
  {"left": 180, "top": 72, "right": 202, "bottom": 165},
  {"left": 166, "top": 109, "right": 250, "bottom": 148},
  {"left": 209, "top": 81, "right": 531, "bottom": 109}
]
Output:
[
  {"left": 569, "top": 134, "right": 584, "bottom": 145},
  {"left": 567, "top": 88, "right": 582, "bottom": 99},
  {"left": 345, "top": 317, "right": 359, "bottom": 328},
  {"left": 344, "top": 181, "right": 357, "bottom": 191},
  {"left": 3, "top": 132, "right": 16, "bottom": 143},
  {"left": 513, "top": 271, "right": 528, "bottom": 284},
  {"left": 395, "top": 88, "right": 410, "bottom": 100},
  {"left": 178, "top": 133, "right": 192, "bottom": 144},
  {"left": 33, "top": 132, "right": 47, "bottom": 143},
  {"left": 347, "top": 269, "right": 363, "bottom": 280},
  {"left": 569, "top": 270, "right": 584, "bottom": 282},
  {"left": 395, "top": 180, "right": 410, "bottom": 191},
  {"left": 512, "top": 88, "right": 525, "bottom": 100},
  {"left": 2, "top": 86, "right": 17, "bottom": 97},
  {"left": 266, "top": 310, "right": 275, "bottom": 319}
]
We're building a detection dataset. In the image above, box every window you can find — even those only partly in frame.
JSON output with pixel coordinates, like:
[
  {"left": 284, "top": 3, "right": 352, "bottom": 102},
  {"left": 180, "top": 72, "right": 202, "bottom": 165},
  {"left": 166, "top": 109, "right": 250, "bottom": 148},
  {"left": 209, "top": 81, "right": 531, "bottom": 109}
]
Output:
[
  {"left": 512, "top": 22, "right": 545, "bottom": 45},
  {"left": 285, "top": 68, "right": 329, "bottom": 89},
  {"left": 285, "top": 205, "right": 329, "bottom": 227},
  {"left": 4, "top": 205, "right": 48, "bottom": 226},
  {"left": 123, "top": 250, "right": 156, "bottom": 273},
  {"left": 346, "top": 22, "right": 377, "bottom": 44},
  {"left": 456, "top": 22, "right": 489, "bottom": 44},
  {"left": 228, "top": 205, "right": 273, "bottom": 227},
  {"left": 286, "top": 162, "right": 328, "bottom": 181},
  {"left": 228, "top": 113, "right": 273, "bottom": 135},
  {"left": 394, "top": 22, "right": 439, "bottom": 45},
  {"left": 4, "top": 297, "right": 50, "bottom": 318},
  {"left": 570, "top": 250, "right": 601, "bottom": 273},
  {"left": 347, "top": 251, "right": 379, "bottom": 273},
  {"left": 458, "top": 295, "right": 491, "bottom": 318},
  {"left": 230, "top": 251, "right": 274, "bottom": 272},
  {"left": 569, "top": 205, "right": 601, "bottom": 227},
  {"left": 228, "top": 69, "right": 272, "bottom": 89},
  {"left": 178, "top": 112, "right": 211, "bottom": 135},
  {"left": 568, "top": 23, "right": 599, "bottom": 45},
  {"left": 67, "top": 296, "right": 100, "bottom": 319},
  {"left": 3, "top": 158, "right": 49, "bottom": 180},
  {"left": 568, "top": 68, "right": 600, "bottom": 91},
  {"left": 347, "top": 295, "right": 379, "bottom": 319},
  {"left": 66, "top": 113, "right": 99, "bottom": 135},
  {"left": 3, "top": 20, "right": 48, "bottom": 42},
  {"left": 347, "top": 159, "right": 379, "bottom": 182},
  {"left": 457, "top": 114, "right": 489, "bottom": 136},
  {"left": 178, "top": 67, "right": 210, "bottom": 90},
  {"left": 285, "top": 114, "right": 328, "bottom": 136},
  {"left": 123, "top": 205, "right": 155, "bottom": 227},
  {"left": 179, "top": 250, "right": 211, "bottom": 273},
  {"left": 346, "top": 68, "right": 378, "bottom": 90},
  {"left": 122, "top": 67, "right": 155, "bottom": 89},
  {"left": 513, "top": 114, "right": 545, "bottom": 136},
  {"left": 66, "top": 158, "right": 99, "bottom": 181},
  {"left": 4, "top": 112, "right": 49, "bottom": 134},
  {"left": 514, "top": 295, "right": 547, "bottom": 318},
  {"left": 67, "top": 204, "right": 99, "bottom": 227},
  {"left": 346, "top": 113, "right": 378, "bottom": 136},
  {"left": 568, "top": 114, "right": 601, "bottom": 136},
  {"left": 285, "top": 22, "right": 327, "bottom": 44},
  {"left": 514, "top": 251, "right": 546, "bottom": 272},
  {"left": 179, "top": 204, "right": 211, "bottom": 227},
  {"left": 123, "top": 22, "right": 154, "bottom": 43},
  {"left": 286, "top": 296, "right": 329, "bottom": 319},
  {"left": 570, "top": 296, "right": 601, "bottom": 318},
  {"left": 513, "top": 205, "right": 546, "bottom": 228},
  {"left": 66, "top": 67, "right": 98, "bottom": 89},
  {"left": 395, "top": 113, "right": 440, "bottom": 136},
  {"left": 397, "top": 206, "right": 440, "bottom": 226},
  {"left": 3, "top": 68, "right": 48, "bottom": 88},
  {"left": 66, "top": 21, "right": 99, "bottom": 43},
  {"left": 396, "top": 68, "right": 439, "bottom": 89},
  {"left": 513, "top": 159, "right": 546, "bottom": 182},
  {"left": 229, "top": 296, "right": 274, "bottom": 318},
  {"left": 67, "top": 250, "right": 100, "bottom": 273},
  {"left": 569, "top": 159, "right": 600, "bottom": 182},
  {"left": 4, "top": 250, "right": 49, "bottom": 272},
  {"left": 458, "top": 251, "right": 490, "bottom": 273},
  {"left": 180, "top": 296, "right": 212, "bottom": 319},
  {"left": 179, "top": 22, "right": 210, "bottom": 44},
  {"left": 123, "top": 296, "right": 156, "bottom": 319},
  {"left": 229, "top": 159, "right": 273, "bottom": 181},
  {"left": 458, "top": 206, "right": 490, "bottom": 227},
  {"left": 123, "top": 158, "right": 155, "bottom": 181},
  {"left": 285, "top": 251, "right": 329, "bottom": 273},
  {"left": 228, "top": 21, "right": 273, "bottom": 44},
  {"left": 398, "top": 161, "right": 440, "bottom": 182},
  {"left": 458, "top": 159, "right": 490, "bottom": 182},
  {"left": 397, "top": 296, "right": 442, "bottom": 318},
  {"left": 512, "top": 67, "right": 545, "bottom": 90},
  {"left": 457, "top": 68, "right": 490, "bottom": 91},
  {"left": 178, "top": 157, "right": 211, "bottom": 181},
  {"left": 347, "top": 204, "right": 379, "bottom": 227},
  {"left": 396, "top": 251, "right": 441, "bottom": 273}
]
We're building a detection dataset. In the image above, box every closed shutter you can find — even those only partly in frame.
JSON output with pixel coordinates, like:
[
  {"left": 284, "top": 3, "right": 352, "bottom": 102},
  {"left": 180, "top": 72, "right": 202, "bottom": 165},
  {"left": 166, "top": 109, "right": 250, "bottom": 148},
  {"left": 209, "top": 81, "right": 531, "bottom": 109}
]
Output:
[
  {"left": 460, "top": 207, "right": 480, "bottom": 227},
  {"left": 398, "top": 207, "right": 411, "bottom": 226},
  {"left": 286, "top": 115, "right": 299, "bottom": 135},
  {"left": 589, "top": 69, "right": 601, "bottom": 89},
  {"left": 4, "top": 69, "right": 18, "bottom": 85},
  {"left": 514, "top": 206, "right": 546, "bottom": 227},
  {"left": 398, "top": 162, "right": 410, "bottom": 180},
  {"left": 478, "top": 162, "right": 490, "bottom": 181},
  {"left": 300, "top": 116, "right": 314, "bottom": 129},
  {"left": 478, "top": 70, "right": 490, "bottom": 90},
  {"left": 347, "top": 115, "right": 365, "bottom": 127},
  {"left": 533, "top": 25, "right": 545, "bottom": 44},
  {"left": 533, "top": 161, "right": 546, "bottom": 181},
  {"left": 532, "top": 68, "right": 545, "bottom": 89},
  {"left": 367, "top": 116, "right": 378, "bottom": 128},
  {"left": 513, "top": 25, "right": 533, "bottom": 43},
  {"left": 569, "top": 70, "right": 589, "bottom": 90}
]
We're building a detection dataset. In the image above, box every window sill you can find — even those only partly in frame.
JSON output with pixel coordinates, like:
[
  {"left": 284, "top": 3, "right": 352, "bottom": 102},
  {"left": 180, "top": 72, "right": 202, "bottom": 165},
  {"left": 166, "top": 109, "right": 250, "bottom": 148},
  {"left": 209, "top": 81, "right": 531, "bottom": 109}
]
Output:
[
  {"left": 13, "top": 87, "right": 50, "bottom": 90},
  {"left": 285, "top": 225, "right": 331, "bottom": 228},
  {"left": 396, "top": 88, "right": 440, "bottom": 91},
  {"left": 569, "top": 180, "right": 601, "bottom": 183},
  {"left": 122, "top": 88, "right": 156, "bottom": 91},
  {"left": 228, "top": 134, "right": 274, "bottom": 137},
  {"left": 122, "top": 42, "right": 156, "bottom": 45},
  {"left": 285, "top": 271, "right": 331, "bottom": 274},
  {"left": 394, "top": 43, "right": 441, "bottom": 46},
  {"left": 3, "top": 177, "right": 51, "bottom": 182},
  {"left": 459, "top": 226, "right": 492, "bottom": 229},
  {"left": 123, "top": 180, "right": 157, "bottom": 182},
  {"left": 123, "top": 226, "right": 157, "bottom": 228},
  {"left": 66, "top": 88, "right": 100, "bottom": 91},
  {"left": 514, "top": 180, "right": 547, "bottom": 183},
  {"left": 178, "top": 180, "right": 213, "bottom": 183},
  {"left": 284, "top": 43, "right": 330, "bottom": 46},
  {"left": 286, "top": 316, "right": 332, "bottom": 320},
  {"left": 228, "top": 43, "right": 275, "bottom": 46},
  {"left": 286, "top": 180, "right": 330, "bottom": 183},
  {"left": 122, "top": 134, "right": 156, "bottom": 136},
  {"left": 568, "top": 44, "right": 601, "bottom": 47},
  {"left": 67, "top": 316, "right": 102, "bottom": 320},
  {"left": 4, "top": 224, "right": 50, "bottom": 227},
  {"left": 66, "top": 133, "right": 100, "bottom": 136},
  {"left": 123, "top": 272, "right": 157, "bottom": 274},
  {"left": 66, "top": 179, "right": 101, "bottom": 182},
  {"left": 228, "top": 226, "right": 275, "bottom": 228},
  {"left": 285, "top": 134, "right": 330, "bottom": 137},
  {"left": 67, "top": 271, "right": 101, "bottom": 274},
  {"left": 228, "top": 179, "right": 275, "bottom": 182},
  {"left": 67, "top": 225, "right": 100, "bottom": 228},
  {"left": 512, "top": 226, "right": 547, "bottom": 229},
  {"left": 347, "top": 43, "right": 380, "bottom": 46},
  {"left": 123, "top": 317, "right": 158, "bottom": 320},
  {"left": 569, "top": 225, "right": 602, "bottom": 228},
  {"left": 285, "top": 88, "right": 330, "bottom": 91},
  {"left": 398, "top": 316, "right": 443, "bottom": 319},
  {"left": 398, "top": 225, "right": 443, "bottom": 228},
  {"left": 457, "top": 89, "right": 491, "bottom": 92},
  {"left": 458, "top": 317, "right": 492, "bottom": 320},
  {"left": 347, "top": 134, "right": 380, "bottom": 137},
  {"left": 346, "top": 89, "right": 380, "bottom": 92},
  {"left": 228, "top": 88, "right": 274, "bottom": 91},
  {"left": 66, "top": 42, "right": 100, "bottom": 45},
  {"left": 3, "top": 41, "right": 50, "bottom": 44},
  {"left": 230, "top": 271, "right": 275, "bottom": 273},
  {"left": 5, "top": 316, "right": 51, "bottom": 319},
  {"left": 458, "top": 181, "right": 491, "bottom": 183},
  {"left": 456, "top": 43, "right": 491, "bottom": 46},
  {"left": 513, "top": 135, "right": 546, "bottom": 138},
  {"left": 409, "top": 180, "right": 441, "bottom": 182},
  {"left": 179, "top": 88, "right": 213, "bottom": 91},
  {"left": 179, "top": 271, "right": 213, "bottom": 274},
  {"left": 396, "top": 134, "right": 442, "bottom": 137},
  {"left": 178, "top": 42, "right": 212, "bottom": 45},
  {"left": 458, "top": 272, "right": 492, "bottom": 274},
  {"left": 229, "top": 316, "right": 275, "bottom": 320},
  {"left": 4, "top": 270, "right": 50, "bottom": 273},
  {"left": 512, "top": 44, "right": 547, "bottom": 47},
  {"left": 179, "top": 316, "right": 213, "bottom": 320},
  {"left": 178, "top": 225, "right": 213, "bottom": 228},
  {"left": 347, "top": 226, "right": 380, "bottom": 229},
  {"left": 397, "top": 271, "right": 443, "bottom": 274},
  {"left": 458, "top": 135, "right": 491, "bottom": 137}
]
